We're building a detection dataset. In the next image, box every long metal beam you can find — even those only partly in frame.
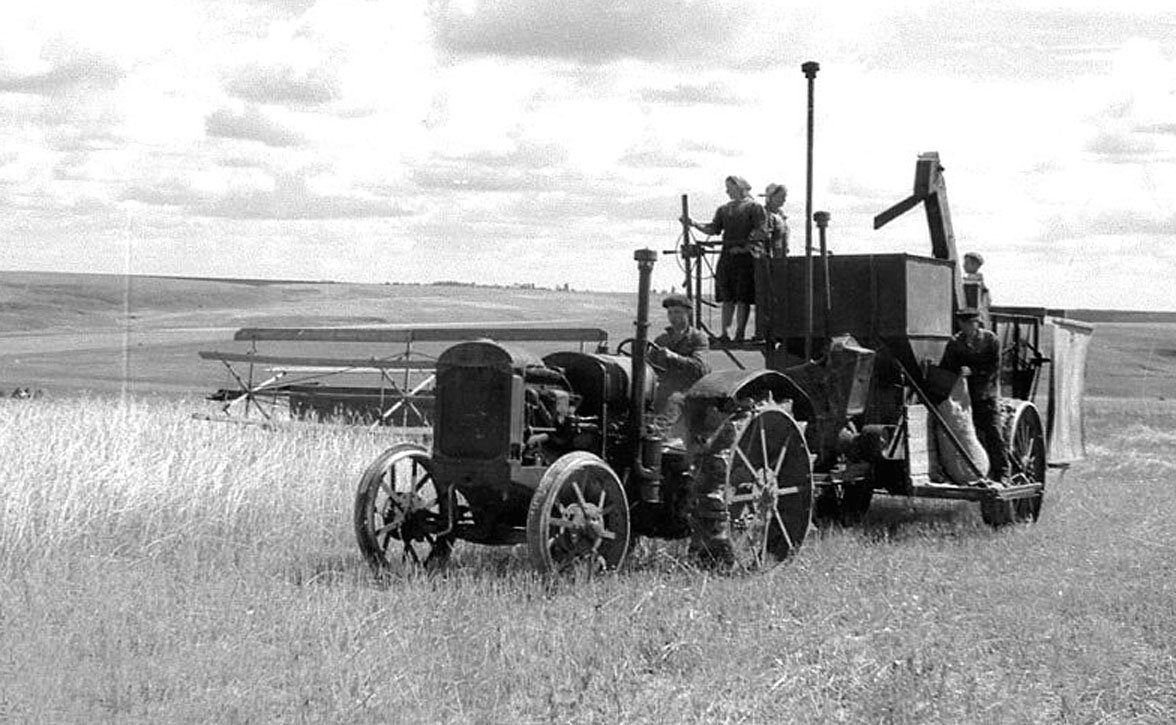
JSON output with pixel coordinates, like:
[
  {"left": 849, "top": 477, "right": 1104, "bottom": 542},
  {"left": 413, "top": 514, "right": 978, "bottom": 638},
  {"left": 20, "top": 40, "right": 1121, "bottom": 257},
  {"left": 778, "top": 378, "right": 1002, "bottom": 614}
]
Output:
[
  {"left": 199, "top": 351, "right": 437, "bottom": 369},
  {"left": 233, "top": 327, "right": 609, "bottom": 344}
]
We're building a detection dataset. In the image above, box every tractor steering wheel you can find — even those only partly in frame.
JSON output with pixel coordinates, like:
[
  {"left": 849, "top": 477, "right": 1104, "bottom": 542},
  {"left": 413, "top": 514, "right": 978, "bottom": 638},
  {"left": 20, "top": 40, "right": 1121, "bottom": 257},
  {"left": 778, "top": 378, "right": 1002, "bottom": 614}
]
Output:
[{"left": 616, "top": 338, "right": 666, "bottom": 374}]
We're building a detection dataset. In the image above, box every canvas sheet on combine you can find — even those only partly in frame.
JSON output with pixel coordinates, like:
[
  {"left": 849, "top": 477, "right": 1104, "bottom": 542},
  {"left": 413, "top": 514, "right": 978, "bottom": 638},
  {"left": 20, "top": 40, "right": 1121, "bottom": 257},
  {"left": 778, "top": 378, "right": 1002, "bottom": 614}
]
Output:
[{"left": 1047, "top": 317, "right": 1093, "bottom": 465}]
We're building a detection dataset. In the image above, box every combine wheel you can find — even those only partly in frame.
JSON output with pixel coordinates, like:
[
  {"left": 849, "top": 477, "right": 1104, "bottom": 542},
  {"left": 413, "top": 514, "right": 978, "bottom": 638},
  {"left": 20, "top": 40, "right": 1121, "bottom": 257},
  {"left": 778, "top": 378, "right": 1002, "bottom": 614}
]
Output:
[
  {"left": 527, "top": 452, "right": 631, "bottom": 576},
  {"left": 981, "top": 401, "right": 1046, "bottom": 527},
  {"left": 722, "top": 406, "right": 814, "bottom": 568},
  {"left": 354, "top": 443, "right": 456, "bottom": 571}
]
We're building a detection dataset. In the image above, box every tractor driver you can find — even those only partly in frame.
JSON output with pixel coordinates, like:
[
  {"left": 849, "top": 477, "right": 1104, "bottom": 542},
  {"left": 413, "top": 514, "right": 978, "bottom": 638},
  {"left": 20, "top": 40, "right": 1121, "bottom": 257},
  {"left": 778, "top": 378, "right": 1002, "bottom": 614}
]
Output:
[
  {"left": 940, "top": 308, "right": 1008, "bottom": 482},
  {"left": 647, "top": 294, "right": 710, "bottom": 425}
]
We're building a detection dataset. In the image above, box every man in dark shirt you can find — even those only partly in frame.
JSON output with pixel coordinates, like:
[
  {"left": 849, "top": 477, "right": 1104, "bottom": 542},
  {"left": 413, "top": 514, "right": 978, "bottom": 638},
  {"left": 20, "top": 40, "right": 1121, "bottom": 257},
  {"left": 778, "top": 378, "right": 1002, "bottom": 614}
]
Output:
[
  {"left": 648, "top": 294, "right": 711, "bottom": 421},
  {"left": 940, "top": 308, "right": 1007, "bottom": 481},
  {"left": 648, "top": 294, "right": 727, "bottom": 564}
]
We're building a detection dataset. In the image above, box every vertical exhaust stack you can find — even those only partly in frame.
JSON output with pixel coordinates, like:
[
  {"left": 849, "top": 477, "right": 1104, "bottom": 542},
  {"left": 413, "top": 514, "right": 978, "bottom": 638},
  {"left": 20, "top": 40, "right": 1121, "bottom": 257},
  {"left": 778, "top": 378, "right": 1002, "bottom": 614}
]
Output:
[
  {"left": 630, "top": 248, "right": 662, "bottom": 494},
  {"left": 631, "top": 249, "right": 658, "bottom": 424},
  {"left": 802, "top": 60, "right": 820, "bottom": 360}
]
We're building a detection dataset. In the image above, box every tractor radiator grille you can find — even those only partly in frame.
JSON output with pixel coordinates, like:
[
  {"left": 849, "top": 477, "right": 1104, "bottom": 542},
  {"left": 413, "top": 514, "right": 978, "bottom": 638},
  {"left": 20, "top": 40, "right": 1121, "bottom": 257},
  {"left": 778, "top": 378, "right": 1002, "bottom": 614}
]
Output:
[{"left": 435, "top": 366, "right": 512, "bottom": 460}]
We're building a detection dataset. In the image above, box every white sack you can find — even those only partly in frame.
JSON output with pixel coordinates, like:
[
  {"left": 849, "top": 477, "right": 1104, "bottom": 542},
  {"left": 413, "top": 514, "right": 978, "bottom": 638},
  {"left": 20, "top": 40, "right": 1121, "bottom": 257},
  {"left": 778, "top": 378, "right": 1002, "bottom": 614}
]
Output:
[{"left": 933, "top": 377, "right": 988, "bottom": 485}]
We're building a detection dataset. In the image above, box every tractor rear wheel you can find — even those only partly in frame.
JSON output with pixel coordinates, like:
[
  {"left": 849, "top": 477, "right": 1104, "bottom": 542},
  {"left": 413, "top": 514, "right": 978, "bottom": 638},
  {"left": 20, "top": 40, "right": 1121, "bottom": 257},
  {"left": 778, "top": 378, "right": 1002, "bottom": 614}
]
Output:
[
  {"left": 720, "top": 405, "right": 814, "bottom": 569},
  {"left": 527, "top": 452, "right": 631, "bottom": 576},
  {"left": 354, "top": 443, "right": 456, "bottom": 572}
]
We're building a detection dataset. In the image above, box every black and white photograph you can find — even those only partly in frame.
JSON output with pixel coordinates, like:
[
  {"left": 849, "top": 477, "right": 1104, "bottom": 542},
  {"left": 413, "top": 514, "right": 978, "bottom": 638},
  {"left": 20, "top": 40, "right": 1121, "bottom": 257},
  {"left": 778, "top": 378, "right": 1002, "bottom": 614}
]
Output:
[{"left": 2, "top": 1, "right": 1174, "bottom": 721}]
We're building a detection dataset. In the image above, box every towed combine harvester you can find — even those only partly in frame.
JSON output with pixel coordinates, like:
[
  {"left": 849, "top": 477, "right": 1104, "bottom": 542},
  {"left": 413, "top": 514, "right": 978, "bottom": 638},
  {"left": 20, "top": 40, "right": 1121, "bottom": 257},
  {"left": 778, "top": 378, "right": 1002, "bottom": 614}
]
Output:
[{"left": 352, "top": 65, "right": 1092, "bottom": 575}]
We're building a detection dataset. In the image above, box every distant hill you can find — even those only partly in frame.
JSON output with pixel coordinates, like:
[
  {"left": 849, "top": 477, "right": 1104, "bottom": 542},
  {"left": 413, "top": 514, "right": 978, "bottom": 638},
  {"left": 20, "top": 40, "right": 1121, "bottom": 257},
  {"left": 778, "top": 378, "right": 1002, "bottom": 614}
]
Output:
[
  {"left": 1066, "top": 309, "right": 1176, "bottom": 324},
  {"left": 0, "top": 270, "right": 643, "bottom": 396},
  {"left": 3, "top": 270, "right": 1176, "bottom": 400},
  {"left": 0, "top": 271, "right": 638, "bottom": 335}
]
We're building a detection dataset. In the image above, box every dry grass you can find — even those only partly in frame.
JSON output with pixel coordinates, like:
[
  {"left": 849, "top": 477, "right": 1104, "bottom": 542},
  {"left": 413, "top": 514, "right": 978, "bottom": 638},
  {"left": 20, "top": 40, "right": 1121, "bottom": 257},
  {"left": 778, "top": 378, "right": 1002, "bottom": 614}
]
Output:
[{"left": 2, "top": 395, "right": 1175, "bottom": 723}]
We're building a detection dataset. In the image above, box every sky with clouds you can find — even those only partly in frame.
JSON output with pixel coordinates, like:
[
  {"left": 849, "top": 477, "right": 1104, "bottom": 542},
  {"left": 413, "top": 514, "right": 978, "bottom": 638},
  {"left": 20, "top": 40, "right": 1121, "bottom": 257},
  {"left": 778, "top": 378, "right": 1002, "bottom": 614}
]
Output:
[{"left": 1, "top": 0, "right": 1175, "bottom": 309}]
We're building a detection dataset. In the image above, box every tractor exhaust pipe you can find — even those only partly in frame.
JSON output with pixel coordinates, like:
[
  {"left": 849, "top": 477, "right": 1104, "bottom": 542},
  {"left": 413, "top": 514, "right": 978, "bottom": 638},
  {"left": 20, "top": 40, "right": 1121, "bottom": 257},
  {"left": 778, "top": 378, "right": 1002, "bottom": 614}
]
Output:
[
  {"left": 802, "top": 60, "right": 820, "bottom": 360},
  {"left": 630, "top": 249, "right": 662, "bottom": 495},
  {"left": 631, "top": 248, "right": 657, "bottom": 427}
]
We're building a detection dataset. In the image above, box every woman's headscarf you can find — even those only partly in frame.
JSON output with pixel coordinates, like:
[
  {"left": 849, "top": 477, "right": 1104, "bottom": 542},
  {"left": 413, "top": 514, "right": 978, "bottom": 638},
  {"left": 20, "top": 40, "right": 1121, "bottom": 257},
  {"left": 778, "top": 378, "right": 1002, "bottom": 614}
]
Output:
[{"left": 725, "top": 175, "right": 752, "bottom": 198}]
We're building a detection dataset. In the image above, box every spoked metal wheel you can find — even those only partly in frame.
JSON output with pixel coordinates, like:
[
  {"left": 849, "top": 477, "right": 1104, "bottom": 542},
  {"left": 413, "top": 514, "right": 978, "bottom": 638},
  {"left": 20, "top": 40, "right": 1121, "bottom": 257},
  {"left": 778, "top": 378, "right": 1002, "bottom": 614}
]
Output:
[
  {"left": 982, "top": 401, "right": 1046, "bottom": 527},
  {"left": 354, "top": 443, "right": 456, "bottom": 571},
  {"left": 526, "top": 452, "right": 630, "bottom": 576},
  {"left": 724, "top": 406, "right": 814, "bottom": 569}
]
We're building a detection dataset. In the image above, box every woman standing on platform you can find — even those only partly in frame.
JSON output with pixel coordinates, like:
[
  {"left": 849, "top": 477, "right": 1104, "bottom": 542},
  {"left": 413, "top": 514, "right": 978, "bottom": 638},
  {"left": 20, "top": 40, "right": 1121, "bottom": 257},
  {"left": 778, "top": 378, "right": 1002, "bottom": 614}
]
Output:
[{"left": 680, "top": 175, "right": 765, "bottom": 342}]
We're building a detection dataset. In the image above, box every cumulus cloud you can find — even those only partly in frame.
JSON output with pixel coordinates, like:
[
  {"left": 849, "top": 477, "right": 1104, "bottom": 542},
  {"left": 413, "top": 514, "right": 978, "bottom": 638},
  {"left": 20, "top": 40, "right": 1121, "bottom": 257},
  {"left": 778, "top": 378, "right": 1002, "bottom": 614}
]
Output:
[
  {"left": 828, "top": 7, "right": 1172, "bottom": 80},
  {"left": 680, "top": 139, "right": 741, "bottom": 156},
  {"left": 1082, "top": 43, "right": 1176, "bottom": 164},
  {"left": 412, "top": 141, "right": 571, "bottom": 191},
  {"left": 1088, "top": 211, "right": 1176, "bottom": 237},
  {"left": 1035, "top": 207, "right": 1176, "bottom": 247},
  {"left": 121, "top": 180, "right": 197, "bottom": 208},
  {"left": 1136, "top": 122, "right": 1176, "bottom": 135},
  {"left": 0, "top": 53, "right": 123, "bottom": 95},
  {"left": 430, "top": 2, "right": 1174, "bottom": 78},
  {"left": 196, "top": 173, "right": 413, "bottom": 220},
  {"left": 619, "top": 147, "right": 699, "bottom": 169},
  {"left": 638, "top": 81, "right": 744, "bottom": 106},
  {"left": 432, "top": 0, "right": 760, "bottom": 64},
  {"left": 1087, "top": 130, "right": 1157, "bottom": 160},
  {"left": 122, "top": 170, "right": 415, "bottom": 221},
  {"left": 225, "top": 63, "right": 340, "bottom": 105},
  {"left": 205, "top": 105, "right": 305, "bottom": 147}
]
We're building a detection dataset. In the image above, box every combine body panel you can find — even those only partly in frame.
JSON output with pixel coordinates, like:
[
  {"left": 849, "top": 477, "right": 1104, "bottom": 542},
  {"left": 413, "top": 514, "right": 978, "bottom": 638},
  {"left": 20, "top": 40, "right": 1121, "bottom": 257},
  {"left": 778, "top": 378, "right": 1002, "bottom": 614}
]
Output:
[{"left": 766, "top": 253, "right": 953, "bottom": 382}]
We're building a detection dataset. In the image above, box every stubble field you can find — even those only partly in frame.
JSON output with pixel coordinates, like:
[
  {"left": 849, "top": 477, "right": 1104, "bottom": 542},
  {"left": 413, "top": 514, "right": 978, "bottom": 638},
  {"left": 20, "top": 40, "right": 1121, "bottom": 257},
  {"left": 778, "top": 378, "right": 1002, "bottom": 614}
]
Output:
[
  {"left": 1, "top": 393, "right": 1174, "bottom": 723},
  {"left": 2, "top": 272, "right": 1176, "bottom": 723}
]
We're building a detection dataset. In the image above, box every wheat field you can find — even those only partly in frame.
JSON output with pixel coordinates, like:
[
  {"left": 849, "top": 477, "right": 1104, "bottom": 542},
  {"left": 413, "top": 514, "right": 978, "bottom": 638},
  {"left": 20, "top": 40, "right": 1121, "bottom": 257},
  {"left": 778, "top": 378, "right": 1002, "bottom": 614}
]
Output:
[{"left": 1, "top": 394, "right": 1174, "bottom": 723}]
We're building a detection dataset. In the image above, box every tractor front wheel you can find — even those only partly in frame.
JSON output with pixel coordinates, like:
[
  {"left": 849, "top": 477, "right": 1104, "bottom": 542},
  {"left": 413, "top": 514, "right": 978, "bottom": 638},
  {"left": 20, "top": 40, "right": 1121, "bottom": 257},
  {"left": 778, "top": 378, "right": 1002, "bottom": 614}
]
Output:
[
  {"left": 526, "top": 452, "right": 631, "bottom": 576},
  {"left": 354, "top": 443, "right": 456, "bottom": 572}
]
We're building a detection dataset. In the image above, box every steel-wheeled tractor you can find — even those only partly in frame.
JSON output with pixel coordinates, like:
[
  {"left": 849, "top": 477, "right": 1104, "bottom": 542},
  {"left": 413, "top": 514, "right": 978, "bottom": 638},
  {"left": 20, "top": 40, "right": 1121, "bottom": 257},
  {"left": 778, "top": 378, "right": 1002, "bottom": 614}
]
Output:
[{"left": 354, "top": 249, "right": 816, "bottom": 574}]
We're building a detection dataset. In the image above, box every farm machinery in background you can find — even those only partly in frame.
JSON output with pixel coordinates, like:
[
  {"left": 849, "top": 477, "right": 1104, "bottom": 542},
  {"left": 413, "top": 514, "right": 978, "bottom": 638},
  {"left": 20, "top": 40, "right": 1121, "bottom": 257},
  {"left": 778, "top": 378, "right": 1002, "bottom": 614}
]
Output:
[{"left": 349, "top": 63, "right": 1092, "bottom": 575}]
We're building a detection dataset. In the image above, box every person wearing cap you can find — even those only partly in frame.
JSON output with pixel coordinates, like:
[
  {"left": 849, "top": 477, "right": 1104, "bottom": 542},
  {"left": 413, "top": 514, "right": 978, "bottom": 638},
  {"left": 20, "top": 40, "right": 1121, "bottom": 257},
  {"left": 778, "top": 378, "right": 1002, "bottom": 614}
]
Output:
[
  {"left": 648, "top": 294, "right": 711, "bottom": 417},
  {"left": 759, "top": 183, "right": 789, "bottom": 259},
  {"left": 961, "top": 251, "right": 991, "bottom": 316},
  {"left": 752, "top": 182, "right": 790, "bottom": 341},
  {"left": 679, "top": 175, "right": 765, "bottom": 342},
  {"left": 963, "top": 251, "right": 984, "bottom": 276},
  {"left": 648, "top": 294, "right": 720, "bottom": 564},
  {"left": 940, "top": 308, "right": 1007, "bottom": 482}
]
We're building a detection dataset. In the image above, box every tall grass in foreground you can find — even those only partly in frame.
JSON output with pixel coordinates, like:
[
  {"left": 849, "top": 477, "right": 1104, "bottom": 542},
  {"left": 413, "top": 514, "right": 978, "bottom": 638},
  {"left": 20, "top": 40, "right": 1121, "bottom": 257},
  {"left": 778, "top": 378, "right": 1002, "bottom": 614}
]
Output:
[
  {"left": 0, "top": 397, "right": 398, "bottom": 574},
  {"left": 2, "top": 396, "right": 1175, "bottom": 723}
]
